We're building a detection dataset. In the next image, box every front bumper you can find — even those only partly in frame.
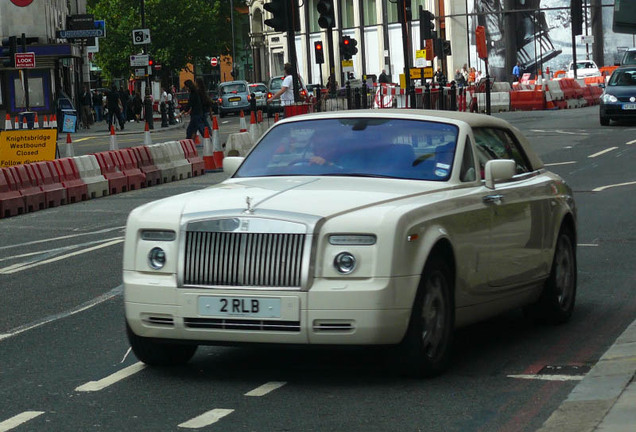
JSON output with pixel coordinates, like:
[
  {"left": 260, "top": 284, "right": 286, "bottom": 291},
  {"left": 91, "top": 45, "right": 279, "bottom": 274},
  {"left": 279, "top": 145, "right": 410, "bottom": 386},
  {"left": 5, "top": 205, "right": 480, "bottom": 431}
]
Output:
[
  {"left": 600, "top": 103, "right": 636, "bottom": 120},
  {"left": 124, "top": 270, "right": 417, "bottom": 346}
]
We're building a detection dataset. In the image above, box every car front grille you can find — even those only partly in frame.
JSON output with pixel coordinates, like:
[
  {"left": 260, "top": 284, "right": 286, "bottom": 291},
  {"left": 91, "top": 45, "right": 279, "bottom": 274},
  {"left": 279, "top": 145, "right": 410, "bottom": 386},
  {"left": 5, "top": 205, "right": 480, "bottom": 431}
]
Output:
[
  {"left": 184, "top": 318, "right": 300, "bottom": 332},
  {"left": 183, "top": 232, "right": 306, "bottom": 288}
]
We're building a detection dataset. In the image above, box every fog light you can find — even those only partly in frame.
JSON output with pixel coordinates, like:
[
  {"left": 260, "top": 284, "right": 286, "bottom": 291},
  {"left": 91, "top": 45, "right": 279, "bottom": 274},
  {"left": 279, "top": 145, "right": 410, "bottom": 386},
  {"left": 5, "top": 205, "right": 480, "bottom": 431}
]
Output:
[
  {"left": 334, "top": 252, "right": 356, "bottom": 274},
  {"left": 148, "top": 247, "right": 166, "bottom": 270}
]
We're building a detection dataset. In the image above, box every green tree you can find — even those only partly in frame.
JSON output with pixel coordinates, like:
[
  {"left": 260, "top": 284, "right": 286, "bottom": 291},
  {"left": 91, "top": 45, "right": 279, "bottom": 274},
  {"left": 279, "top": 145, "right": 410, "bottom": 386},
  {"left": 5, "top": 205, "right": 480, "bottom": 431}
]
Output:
[{"left": 87, "top": 0, "right": 235, "bottom": 82}]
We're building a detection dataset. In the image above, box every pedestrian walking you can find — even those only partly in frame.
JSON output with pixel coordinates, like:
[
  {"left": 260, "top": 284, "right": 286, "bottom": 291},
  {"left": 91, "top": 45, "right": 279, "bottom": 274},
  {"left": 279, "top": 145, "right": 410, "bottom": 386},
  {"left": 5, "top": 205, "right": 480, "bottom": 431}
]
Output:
[
  {"left": 92, "top": 90, "right": 103, "bottom": 122},
  {"left": 196, "top": 78, "right": 213, "bottom": 133},
  {"left": 106, "top": 84, "right": 125, "bottom": 131},
  {"left": 167, "top": 89, "right": 176, "bottom": 125},
  {"left": 80, "top": 84, "right": 93, "bottom": 129},
  {"left": 132, "top": 91, "right": 143, "bottom": 123},
  {"left": 512, "top": 61, "right": 521, "bottom": 82},
  {"left": 378, "top": 69, "right": 390, "bottom": 84},
  {"left": 267, "top": 62, "right": 297, "bottom": 107},
  {"left": 143, "top": 89, "right": 154, "bottom": 129},
  {"left": 183, "top": 79, "right": 206, "bottom": 139},
  {"left": 160, "top": 86, "right": 169, "bottom": 127}
]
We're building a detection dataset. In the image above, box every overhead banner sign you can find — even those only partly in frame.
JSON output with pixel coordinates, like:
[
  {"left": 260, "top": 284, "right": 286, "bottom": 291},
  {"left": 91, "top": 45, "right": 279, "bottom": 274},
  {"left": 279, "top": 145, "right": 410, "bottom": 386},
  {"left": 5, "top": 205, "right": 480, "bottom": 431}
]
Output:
[{"left": 0, "top": 129, "right": 58, "bottom": 167}]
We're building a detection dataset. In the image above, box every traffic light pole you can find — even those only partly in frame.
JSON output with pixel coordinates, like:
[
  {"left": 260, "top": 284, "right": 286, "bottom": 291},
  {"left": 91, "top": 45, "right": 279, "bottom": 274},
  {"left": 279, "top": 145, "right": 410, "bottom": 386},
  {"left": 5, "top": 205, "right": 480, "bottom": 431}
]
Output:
[
  {"left": 398, "top": 0, "right": 415, "bottom": 108},
  {"left": 21, "top": 34, "right": 30, "bottom": 111},
  {"left": 326, "top": 29, "right": 336, "bottom": 95}
]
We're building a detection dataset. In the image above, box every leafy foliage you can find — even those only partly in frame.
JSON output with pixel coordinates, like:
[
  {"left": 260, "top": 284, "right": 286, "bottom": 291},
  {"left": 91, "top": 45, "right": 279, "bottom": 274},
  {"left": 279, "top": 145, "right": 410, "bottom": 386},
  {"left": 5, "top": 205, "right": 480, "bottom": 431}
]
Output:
[{"left": 87, "top": 0, "right": 234, "bottom": 81}]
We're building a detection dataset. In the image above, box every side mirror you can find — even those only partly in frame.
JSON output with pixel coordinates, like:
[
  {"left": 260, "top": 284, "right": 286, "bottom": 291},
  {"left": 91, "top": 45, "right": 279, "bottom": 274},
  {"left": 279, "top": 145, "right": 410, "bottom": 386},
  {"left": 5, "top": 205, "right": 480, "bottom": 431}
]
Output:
[
  {"left": 485, "top": 159, "right": 516, "bottom": 189},
  {"left": 223, "top": 157, "right": 245, "bottom": 176},
  {"left": 598, "top": 83, "right": 606, "bottom": 89}
]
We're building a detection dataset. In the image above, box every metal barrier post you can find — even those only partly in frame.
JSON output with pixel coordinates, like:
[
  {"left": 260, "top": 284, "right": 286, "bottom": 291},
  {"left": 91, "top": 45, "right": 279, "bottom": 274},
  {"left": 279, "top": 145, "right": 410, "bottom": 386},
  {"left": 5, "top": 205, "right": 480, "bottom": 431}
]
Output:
[
  {"left": 354, "top": 87, "right": 361, "bottom": 109},
  {"left": 450, "top": 82, "right": 457, "bottom": 111},
  {"left": 361, "top": 83, "right": 368, "bottom": 109},
  {"left": 424, "top": 82, "right": 431, "bottom": 109},
  {"left": 439, "top": 84, "right": 446, "bottom": 111},
  {"left": 346, "top": 81, "right": 352, "bottom": 110}
]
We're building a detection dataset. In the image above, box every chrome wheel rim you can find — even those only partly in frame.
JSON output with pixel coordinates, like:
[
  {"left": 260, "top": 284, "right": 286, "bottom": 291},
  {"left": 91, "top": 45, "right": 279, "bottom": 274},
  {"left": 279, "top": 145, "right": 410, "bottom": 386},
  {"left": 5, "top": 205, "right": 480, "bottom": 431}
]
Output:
[
  {"left": 555, "top": 236, "right": 575, "bottom": 310},
  {"left": 420, "top": 272, "right": 447, "bottom": 359}
]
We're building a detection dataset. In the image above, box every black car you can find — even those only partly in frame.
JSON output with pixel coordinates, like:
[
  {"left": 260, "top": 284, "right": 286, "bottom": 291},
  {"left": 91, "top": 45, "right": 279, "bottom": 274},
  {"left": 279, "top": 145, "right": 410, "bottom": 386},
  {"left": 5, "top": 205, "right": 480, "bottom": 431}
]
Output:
[{"left": 600, "top": 66, "right": 636, "bottom": 126}]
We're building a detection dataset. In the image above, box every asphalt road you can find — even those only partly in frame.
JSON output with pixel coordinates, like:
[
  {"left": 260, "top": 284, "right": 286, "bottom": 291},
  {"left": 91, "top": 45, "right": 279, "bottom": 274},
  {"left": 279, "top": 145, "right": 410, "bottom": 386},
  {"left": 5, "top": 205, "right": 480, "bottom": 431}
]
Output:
[{"left": 1, "top": 106, "right": 635, "bottom": 431}]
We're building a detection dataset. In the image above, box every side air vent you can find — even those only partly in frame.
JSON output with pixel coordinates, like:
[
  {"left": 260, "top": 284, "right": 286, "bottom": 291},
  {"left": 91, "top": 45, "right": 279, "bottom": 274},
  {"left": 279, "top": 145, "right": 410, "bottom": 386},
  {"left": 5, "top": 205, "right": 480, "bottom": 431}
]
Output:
[{"left": 142, "top": 316, "right": 175, "bottom": 327}]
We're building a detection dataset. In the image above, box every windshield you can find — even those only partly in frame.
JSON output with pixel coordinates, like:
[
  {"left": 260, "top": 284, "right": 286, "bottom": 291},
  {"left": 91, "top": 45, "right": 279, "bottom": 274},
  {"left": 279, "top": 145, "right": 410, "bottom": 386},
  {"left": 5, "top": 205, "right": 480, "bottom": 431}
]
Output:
[
  {"left": 235, "top": 118, "right": 458, "bottom": 181},
  {"left": 609, "top": 69, "right": 636, "bottom": 86},
  {"left": 269, "top": 78, "right": 283, "bottom": 91},
  {"left": 221, "top": 84, "right": 246, "bottom": 94},
  {"left": 249, "top": 85, "right": 267, "bottom": 94},
  {"left": 622, "top": 51, "right": 636, "bottom": 65}
]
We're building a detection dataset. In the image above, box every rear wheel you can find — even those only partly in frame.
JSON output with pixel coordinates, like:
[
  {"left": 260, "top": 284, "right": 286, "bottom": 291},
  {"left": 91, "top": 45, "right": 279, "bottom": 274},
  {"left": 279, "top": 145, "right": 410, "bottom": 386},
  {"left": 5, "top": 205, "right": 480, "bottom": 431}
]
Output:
[
  {"left": 126, "top": 322, "right": 197, "bottom": 366},
  {"left": 525, "top": 226, "right": 577, "bottom": 324},
  {"left": 600, "top": 116, "right": 609, "bottom": 126},
  {"left": 397, "top": 257, "right": 454, "bottom": 378}
]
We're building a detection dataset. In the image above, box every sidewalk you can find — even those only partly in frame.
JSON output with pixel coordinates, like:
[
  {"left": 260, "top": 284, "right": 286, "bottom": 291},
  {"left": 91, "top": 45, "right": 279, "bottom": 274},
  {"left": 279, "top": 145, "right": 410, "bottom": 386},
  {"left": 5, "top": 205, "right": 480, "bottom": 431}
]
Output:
[
  {"left": 63, "top": 117, "right": 185, "bottom": 139},
  {"left": 537, "top": 318, "right": 636, "bottom": 432}
]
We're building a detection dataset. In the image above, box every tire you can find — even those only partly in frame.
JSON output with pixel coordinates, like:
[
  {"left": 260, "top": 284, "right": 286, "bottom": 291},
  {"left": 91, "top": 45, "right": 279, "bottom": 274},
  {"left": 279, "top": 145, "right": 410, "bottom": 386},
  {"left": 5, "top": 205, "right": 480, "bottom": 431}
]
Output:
[
  {"left": 525, "top": 226, "right": 577, "bottom": 324},
  {"left": 397, "top": 257, "right": 454, "bottom": 378},
  {"left": 219, "top": 109, "right": 226, "bottom": 118},
  {"left": 600, "top": 116, "right": 609, "bottom": 126},
  {"left": 126, "top": 322, "right": 197, "bottom": 366}
]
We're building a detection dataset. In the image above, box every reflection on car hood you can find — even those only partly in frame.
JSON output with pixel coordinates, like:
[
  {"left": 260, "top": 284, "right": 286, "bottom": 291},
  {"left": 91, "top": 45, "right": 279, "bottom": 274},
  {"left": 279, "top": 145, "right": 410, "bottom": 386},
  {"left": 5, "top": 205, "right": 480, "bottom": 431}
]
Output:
[
  {"left": 605, "top": 86, "right": 636, "bottom": 98},
  {"left": 178, "top": 177, "right": 452, "bottom": 219}
]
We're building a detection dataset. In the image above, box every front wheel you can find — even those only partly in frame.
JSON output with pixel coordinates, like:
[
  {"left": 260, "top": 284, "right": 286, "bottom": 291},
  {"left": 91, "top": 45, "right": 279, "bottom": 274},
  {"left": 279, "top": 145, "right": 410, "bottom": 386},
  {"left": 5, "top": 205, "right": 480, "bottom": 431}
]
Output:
[
  {"left": 126, "top": 322, "right": 197, "bottom": 366},
  {"left": 600, "top": 116, "right": 610, "bottom": 126},
  {"left": 525, "top": 226, "right": 577, "bottom": 324},
  {"left": 397, "top": 257, "right": 454, "bottom": 378}
]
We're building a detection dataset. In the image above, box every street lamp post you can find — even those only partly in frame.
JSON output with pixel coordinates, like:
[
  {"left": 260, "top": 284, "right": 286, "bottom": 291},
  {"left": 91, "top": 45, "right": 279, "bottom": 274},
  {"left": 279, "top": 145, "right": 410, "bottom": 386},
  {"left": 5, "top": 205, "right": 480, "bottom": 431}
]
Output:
[{"left": 230, "top": 0, "right": 236, "bottom": 78}]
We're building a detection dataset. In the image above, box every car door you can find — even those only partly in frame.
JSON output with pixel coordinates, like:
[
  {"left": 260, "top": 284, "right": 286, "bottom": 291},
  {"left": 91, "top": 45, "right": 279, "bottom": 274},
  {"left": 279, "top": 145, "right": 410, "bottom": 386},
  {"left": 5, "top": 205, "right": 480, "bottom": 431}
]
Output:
[{"left": 473, "top": 127, "right": 550, "bottom": 288}]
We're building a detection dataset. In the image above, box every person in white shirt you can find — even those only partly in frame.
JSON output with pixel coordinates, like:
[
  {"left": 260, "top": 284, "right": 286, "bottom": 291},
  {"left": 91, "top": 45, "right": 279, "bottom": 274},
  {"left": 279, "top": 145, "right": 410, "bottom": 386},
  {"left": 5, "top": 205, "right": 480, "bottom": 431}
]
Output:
[
  {"left": 159, "top": 87, "right": 168, "bottom": 127},
  {"left": 268, "top": 63, "right": 296, "bottom": 107}
]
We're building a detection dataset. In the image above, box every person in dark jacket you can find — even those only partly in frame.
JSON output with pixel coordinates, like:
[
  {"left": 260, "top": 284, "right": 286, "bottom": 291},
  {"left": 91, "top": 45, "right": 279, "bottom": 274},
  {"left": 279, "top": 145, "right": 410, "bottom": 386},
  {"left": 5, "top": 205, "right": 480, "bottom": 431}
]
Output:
[
  {"left": 80, "top": 84, "right": 93, "bottom": 129},
  {"left": 195, "top": 78, "right": 213, "bottom": 134},
  {"left": 132, "top": 91, "right": 143, "bottom": 123},
  {"left": 106, "top": 84, "right": 124, "bottom": 130},
  {"left": 92, "top": 90, "right": 103, "bottom": 122},
  {"left": 143, "top": 89, "right": 154, "bottom": 129},
  {"left": 184, "top": 79, "right": 206, "bottom": 139}
]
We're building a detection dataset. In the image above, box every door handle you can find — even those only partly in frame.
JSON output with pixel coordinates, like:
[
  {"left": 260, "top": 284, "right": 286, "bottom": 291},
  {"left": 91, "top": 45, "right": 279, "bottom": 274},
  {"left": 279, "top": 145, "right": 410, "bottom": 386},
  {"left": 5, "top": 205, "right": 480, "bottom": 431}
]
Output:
[{"left": 483, "top": 194, "right": 504, "bottom": 204}]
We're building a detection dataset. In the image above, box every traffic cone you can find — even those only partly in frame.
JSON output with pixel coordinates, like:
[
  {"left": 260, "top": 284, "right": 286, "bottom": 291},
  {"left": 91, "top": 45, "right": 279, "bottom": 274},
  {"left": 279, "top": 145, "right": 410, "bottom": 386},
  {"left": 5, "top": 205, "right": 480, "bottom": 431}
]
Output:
[
  {"left": 274, "top": 112, "right": 280, "bottom": 123},
  {"left": 212, "top": 115, "right": 224, "bottom": 170},
  {"left": 65, "top": 133, "right": 75, "bottom": 157},
  {"left": 545, "top": 89, "right": 557, "bottom": 110},
  {"left": 33, "top": 113, "right": 39, "bottom": 129},
  {"left": 109, "top": 124, "right": 118, "bottom": 150},
  {"left": 4, "top": 114, "right": 12, "bottom": 130},
  {"left": 14, "top": 116, "right": 18, "bottom": 129},
  {"left": 203, "top": 126, "right": 216, "bottom": 171},
  {"left": 43, "top": 115, "right": 49, "bottom": 128},
  {"left": 239, "top": 110, "right": 247, "bottom": 132},
  {"left": 249, "top": 110, "right": 258, "bottom": 143},
  {"left": 49, "top": 114, "right": 57, "bottom": 130},
  {"left": 22, "top": 116, "right": 28, "bottom": 130},
  {"left": 144, "top": 121, "right": 152, "bottom": 145}
]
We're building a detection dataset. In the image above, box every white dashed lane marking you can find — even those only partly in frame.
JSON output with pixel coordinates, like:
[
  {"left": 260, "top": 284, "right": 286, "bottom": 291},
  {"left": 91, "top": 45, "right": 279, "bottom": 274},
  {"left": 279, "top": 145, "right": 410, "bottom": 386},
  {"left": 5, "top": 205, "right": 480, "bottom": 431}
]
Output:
[
  {"left": 75, "top": 362, "right": 146, "bottom": 392},
  {"left": 0, "top": 411, "right": 45, "bottom": 432},
  {"left": 244, "top": 381, "right": 287, "bottom": 397},
  {"left": 508, "top": 374, "right": 584, "bottom": 382},
  {"left": 588, "top": 147, "right": 618, "bottom": 158},
  {"left": 178, "top": 409, "right": 234, "bottom": 429}
]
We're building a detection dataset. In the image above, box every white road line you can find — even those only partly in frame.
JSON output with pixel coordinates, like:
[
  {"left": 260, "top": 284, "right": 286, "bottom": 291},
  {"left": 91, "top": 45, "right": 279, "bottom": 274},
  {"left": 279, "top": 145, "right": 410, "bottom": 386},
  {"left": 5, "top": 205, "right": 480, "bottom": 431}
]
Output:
[
  {"left": 0, "top": 285, "right": 122, "bottom": 342},
  {"left": 0, "top": 238, "right": 123, "bottom": 274},
  {"left": 178, "top": 409, "right": 234, "bottom": 429},
  {"left": 626, "top": 139, "right": 636, "bottom": 145},
  {"left": 593, "top": 181, "right": 636, "bottom": 192},
  {"left": 556, "top": 130, "right": 589, "bottom": 136},
  {"left": 544, "top": 161, "right": 576, "bottom": 167},
  {"left": 245, "top": 381, "right": 287, "bottom": 397},
  {"left": 508, "top": 374, "right": 584, "bottom": 382},
  {"left": 588, "top": 147, "right": 618, "bottom": 158},
  {"left": 75, "top": 362, "right": 146, "bottom": 392},
  {"left": 0, "top": 411, "right": 45, "bottom": 432},
  {"left": 578, "top": 244, "right": 599, "bottom": 247},
  {"left": 0, "top": 226, "right": 124, "bottom": 251}
]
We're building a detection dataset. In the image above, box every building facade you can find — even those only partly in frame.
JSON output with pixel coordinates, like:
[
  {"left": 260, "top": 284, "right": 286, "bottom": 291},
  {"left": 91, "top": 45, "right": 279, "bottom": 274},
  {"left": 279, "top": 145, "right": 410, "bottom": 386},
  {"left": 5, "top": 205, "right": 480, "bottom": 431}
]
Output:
[{"left": 0, "top": 0, "right": 88, "bottom": 120}]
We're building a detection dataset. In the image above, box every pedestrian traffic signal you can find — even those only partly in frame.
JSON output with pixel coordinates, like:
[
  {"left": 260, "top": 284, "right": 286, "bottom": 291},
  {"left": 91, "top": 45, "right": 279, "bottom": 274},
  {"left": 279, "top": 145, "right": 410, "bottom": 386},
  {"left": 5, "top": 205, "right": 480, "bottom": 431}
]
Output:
[
  {"left": 317, "top": 0, "right": 335, "bottom": 29},
  {"left": 442, "top": 40, "right": 452, "bottom": 56},
  {"left": 1, "top": 36, "right": 17, "bottom": 68},
  {"left": 314, "top": 41, "right": 325, "bottom": 64},
  {"left": 264, "top": 0, "right": 288, "bottom": 32},
  {"left": 421, "top": 10, "right": 435, "bottom": 40},
  {"left": 341, "top": 35, "right": 358, "bottom": 60}
]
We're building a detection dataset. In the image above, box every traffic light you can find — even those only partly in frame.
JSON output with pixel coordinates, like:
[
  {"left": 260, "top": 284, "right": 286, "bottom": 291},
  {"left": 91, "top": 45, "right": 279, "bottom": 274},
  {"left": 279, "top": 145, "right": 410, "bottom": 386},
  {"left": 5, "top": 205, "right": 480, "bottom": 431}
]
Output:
[
  {"left": 420, "top": 10, "right": 435, "bottom": 40},
  {"left": 314, "top": 41, "right": 325, "bottom": 64},
  {"left": 442, "top": 40, "right": 452, "bottom": 57},
  {"left": 1, "top": 36, "right": 17, "bottom": 68},
  {"left": 264, "top": 0, "right": 288, "bottom": 32},
  {"left": 317, "top": 0, "right": 335, "bottom": 29},
  {"left": 571, "top": 0, "right": 583, "bottom": 36},
  {"left": 433, "top": 38, "right": 443, "bottom": 58},
  {"left": 148, "top": 57, "right": 154, "bottom": 67},
  {"left": 341, "top": 36, "right": 358, "bottom": 60}
]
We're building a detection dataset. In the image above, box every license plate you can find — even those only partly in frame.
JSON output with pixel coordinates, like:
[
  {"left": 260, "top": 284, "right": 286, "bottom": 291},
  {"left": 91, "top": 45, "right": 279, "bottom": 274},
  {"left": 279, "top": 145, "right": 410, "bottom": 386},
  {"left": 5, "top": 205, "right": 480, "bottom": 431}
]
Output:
[
  {"left": 228, "top": 97, "right": 241, "bottom": 102},
  {"left": 198, "top": 296, "right": 281, "bottom": 318},
  {"left": 623, "top": 104, "right": 636, "bottom": 110},
  {"left": 232, "top": 101, "right": 238, "bottom": 106}
]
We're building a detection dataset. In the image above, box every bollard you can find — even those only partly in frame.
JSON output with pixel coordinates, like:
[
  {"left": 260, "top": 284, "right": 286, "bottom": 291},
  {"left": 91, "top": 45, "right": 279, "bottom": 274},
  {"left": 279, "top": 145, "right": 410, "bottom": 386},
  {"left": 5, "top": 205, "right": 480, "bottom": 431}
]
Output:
[
  {"left": 345, "top": 81, "right": 352, "bottom": 110},
  {"left": 361, "top": 83, "right": 368, "bottom": 109},
  {"left": 424, "top": 82, "right": 431, "bottom": 109},
  {"left": 439, "top": 84, "right": 446, "bottom": 111},
  {"left": 354, "top": 87, "right": 361, "bottom": 109},
  {"left": 450, "top": 82, "right": 457, "bottom": 111}
]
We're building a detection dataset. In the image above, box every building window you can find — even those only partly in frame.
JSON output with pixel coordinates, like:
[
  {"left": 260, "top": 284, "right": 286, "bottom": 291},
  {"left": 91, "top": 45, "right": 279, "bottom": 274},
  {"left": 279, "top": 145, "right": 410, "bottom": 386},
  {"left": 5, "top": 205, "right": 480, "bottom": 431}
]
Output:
[
  {"left": 341, "top": 0, "right": 354, "bottom": 28},
  {"left": 387, "top": 0, "right": 428, "bottom": 23},
  {"left": 363, "top": 0, "right": 377, "bottom": 26},
  {"left": 14, "top": 76, "right": 45, "bottom": 108},
  {"left": 308, "top": 0, "right": 320, "bottom": 33}
]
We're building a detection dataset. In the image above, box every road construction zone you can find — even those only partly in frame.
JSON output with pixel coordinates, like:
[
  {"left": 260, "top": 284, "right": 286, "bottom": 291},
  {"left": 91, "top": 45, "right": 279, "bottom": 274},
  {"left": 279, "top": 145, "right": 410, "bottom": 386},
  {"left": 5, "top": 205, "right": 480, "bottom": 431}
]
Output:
[{"left": 0, "top": 129, "right": 58, "bottom": 167}]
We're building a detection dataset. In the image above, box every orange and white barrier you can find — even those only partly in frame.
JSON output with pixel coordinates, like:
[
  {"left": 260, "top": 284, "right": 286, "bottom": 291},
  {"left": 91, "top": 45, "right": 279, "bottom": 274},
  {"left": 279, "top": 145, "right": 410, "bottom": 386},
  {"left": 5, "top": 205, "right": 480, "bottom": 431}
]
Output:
[
  {"left": 239, "top": 110, "right": 247, "bottom": 132},
  {"left": 109, "top": 125, "right": 118, "bottom": 151}
]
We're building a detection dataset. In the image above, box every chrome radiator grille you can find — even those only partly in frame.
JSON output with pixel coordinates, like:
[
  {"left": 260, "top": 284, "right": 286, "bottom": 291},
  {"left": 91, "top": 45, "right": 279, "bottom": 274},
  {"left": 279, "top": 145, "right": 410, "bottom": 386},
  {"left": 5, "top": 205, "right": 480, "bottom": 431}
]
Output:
[{"left": 183, "top": 232, "right": 306, "bottom": 287}]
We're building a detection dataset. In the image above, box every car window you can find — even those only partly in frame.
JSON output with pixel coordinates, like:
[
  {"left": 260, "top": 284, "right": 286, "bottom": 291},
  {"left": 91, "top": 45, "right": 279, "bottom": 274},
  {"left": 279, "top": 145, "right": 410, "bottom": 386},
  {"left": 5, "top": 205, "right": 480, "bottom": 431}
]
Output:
[
  {"left": 249, "top": 85, "right": 267, "bottom": 94},
  {"left": 460, "top": 137, "right": 476, "bottom": 182},
  {"left": 269, "top": 78, "right": 283, "bottom": 90},
  {"left": 609, "top": 69, "right": 636, "bottom": 86},
  {"left": 221, "top": 84, "right": 247, "bottom": 94},
  {"left": 622, "top": 51, "right": 636, "bottom": 65},
  {"left": 472, "top": 128, "right": 531, "bottom": 178},
  {"left": 235, "top": 118, "right": 459, "bottom": 181}
]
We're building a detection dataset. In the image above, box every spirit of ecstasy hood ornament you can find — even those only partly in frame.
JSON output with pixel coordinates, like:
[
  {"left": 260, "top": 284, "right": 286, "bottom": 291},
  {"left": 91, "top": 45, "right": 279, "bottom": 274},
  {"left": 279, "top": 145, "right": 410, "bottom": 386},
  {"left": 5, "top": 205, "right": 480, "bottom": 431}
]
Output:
[{"left": 245, "top": 196, "right": 253, "bottom": 214}]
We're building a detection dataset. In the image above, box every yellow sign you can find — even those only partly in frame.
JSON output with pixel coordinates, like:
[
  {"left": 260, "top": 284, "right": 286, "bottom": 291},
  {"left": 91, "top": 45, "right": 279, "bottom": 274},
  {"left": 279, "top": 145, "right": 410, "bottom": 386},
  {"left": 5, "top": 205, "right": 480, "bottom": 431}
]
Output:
[
  {"left": 341, "top": 59, "right": 353, "bottom": 68},
  {"left": 409, "top": 67, "right": 434, "bottom": 79},
  {"left": 415, "top": 49, "right": 427, "bottom": 59},
  {"left": 0, "top": 129, "right": 58, "bottom": 167}
]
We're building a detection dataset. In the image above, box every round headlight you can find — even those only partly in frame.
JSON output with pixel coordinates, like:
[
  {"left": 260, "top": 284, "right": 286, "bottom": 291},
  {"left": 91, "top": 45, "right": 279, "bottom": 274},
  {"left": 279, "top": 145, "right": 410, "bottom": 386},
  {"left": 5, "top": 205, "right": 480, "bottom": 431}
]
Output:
[
  {"left": 148, "top": 247, "right": 166, "bottom": 270},
  {"left": 602, "top": 94, "right": 618, "bottom": 103},
  {"left": 333, "top": 252, "right": 356, "bottom": 274}
]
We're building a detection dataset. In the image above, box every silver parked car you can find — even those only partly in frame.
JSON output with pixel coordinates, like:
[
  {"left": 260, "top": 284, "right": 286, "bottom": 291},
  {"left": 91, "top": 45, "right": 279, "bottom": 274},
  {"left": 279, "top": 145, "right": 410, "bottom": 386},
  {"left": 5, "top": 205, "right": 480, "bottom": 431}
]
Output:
[
  {"left": 217, "top": 80, "right": 250, "bottom": 118},
  {"left": 124, "top": 110, "right": 577, "bottom": 377}
]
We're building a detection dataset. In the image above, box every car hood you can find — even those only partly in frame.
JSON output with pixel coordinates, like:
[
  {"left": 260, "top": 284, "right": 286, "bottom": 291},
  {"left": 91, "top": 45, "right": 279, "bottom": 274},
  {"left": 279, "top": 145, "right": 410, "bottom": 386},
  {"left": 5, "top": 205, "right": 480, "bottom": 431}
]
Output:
[
  {"left": 133, "top": 177, "right": 453, "bottom": 224},
  {"left": 605, "top": 86, "right": 636, "bottom": 97}
]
